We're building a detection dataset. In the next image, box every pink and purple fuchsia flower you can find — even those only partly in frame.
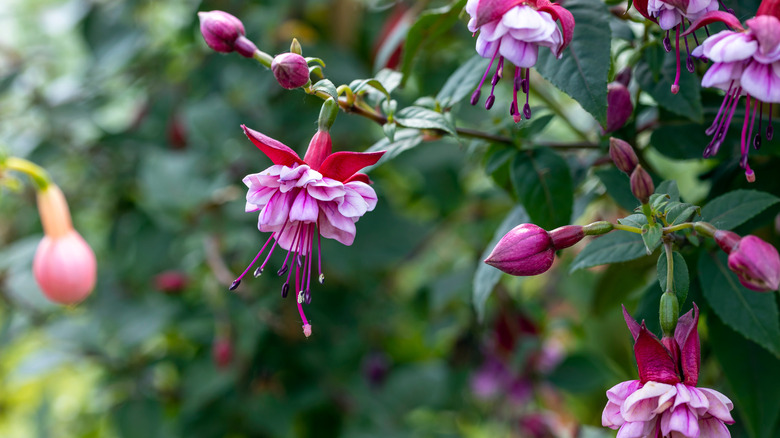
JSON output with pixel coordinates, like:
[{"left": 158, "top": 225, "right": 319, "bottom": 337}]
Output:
[
  {"left": 602, "top": 305, "right": 735, "bottom": 438},
  {"left": 232, "top": 125, "right": 385, "bottom": 337},
  {"left": 465, "top": 0, "right": 574, "bottom": 122},
  {"left": 684, "top": 2, "right": 780, "bottom": 182}
]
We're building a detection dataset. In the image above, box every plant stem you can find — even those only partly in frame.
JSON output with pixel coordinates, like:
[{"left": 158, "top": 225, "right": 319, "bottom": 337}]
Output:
[
  {"left": 2, "top": 157, "right": 50, "bottom": 189},
  {"left": 663, "top": 222, "right": 693, "bottom": 234},
  {"left": 613, "top": 223, "right": 643, "bottom": 234},
  {"left": 664, "top": 241, "right": 674, "bottom": 293}
]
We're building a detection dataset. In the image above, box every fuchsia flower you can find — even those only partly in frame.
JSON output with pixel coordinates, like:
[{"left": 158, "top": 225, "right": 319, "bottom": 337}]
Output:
[
  {"left": 715, "top": 230, "right": 780, "bottom": 292},
  {"left": 232, "top": 125, "right": 385, "bottom": 337},
  {"left": 633, "top": 0, "right": 720, "bottom": 94},
  {"left": 484, "top": 223, "right": 584, "bottom": 276},
  {"left": 602, "top": 305, "right": 735, "bottom": 438},
  {"left": 197, "top": 10, "right": 258, "bottom": 58},
  {"left": 684, "top": 2, "right": 780, "bottom": 182},
  {"left": 465, "top": 0, "right": 574, "bottom": 122}
]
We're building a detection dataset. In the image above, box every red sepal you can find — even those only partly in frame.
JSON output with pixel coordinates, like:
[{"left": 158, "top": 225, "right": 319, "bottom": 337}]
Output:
[
  {"left": 675, "top": 303, "right": 701, "bottom": 386},
  {"left": 242, "top": 125, "right": 304, "bottom": 167},
  {"left": 758, "top": 0, "right": 780, "bottom": 20},
  {"left": 475, "top": 0, "right": 526, "bottom": 28},
  {"left": 536, "top": 1, "right": 575, "bottom": 56},
  {"left": 319, "top": 151, "right": 386, "bottom": 182},
  {"left": 683, "top": 11, "right": 745, "bottom": 36},
  {"left": 622, "top": 305, "right": 642, "bottom": 342},
  {"left": 631, "top": 0, "right": 658, "bottom": 23},
  {"left": 344, "top": 173, "right": 372, "bottom": 184},
  {"left": 635, "top": 325, "right": 680, "bottom": 384}
]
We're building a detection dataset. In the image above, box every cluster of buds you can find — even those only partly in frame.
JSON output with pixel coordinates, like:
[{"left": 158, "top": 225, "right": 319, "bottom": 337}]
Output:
[{"left": 609, "top": 138, "right": 654, "bottom": 205}]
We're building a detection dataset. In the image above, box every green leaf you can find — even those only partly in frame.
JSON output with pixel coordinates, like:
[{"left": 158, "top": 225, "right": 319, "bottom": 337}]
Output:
[
  {"left": 656, "top": 251, "right": 689, "bottom": 304},
  {"left": 635, "top": 43, "right": 703, "bottom": 122},
  {"left": 570, "top": 231, "right": 647, "bottom": 272},
  {"left": 312, "top": 79, "right": 338, "bottom": 101},
  {"left": 510, "top": 148, "right": 573, "bottom": 230},
  {"left": 473, "top": 206, "right": 529, "bottom": 321},
  {"left": 350, "top": 78, "right": 391, "bottom": 101},
  {"left": 664, "top": 202, "right": 699, "bottom": 225},
  {"left": 618, "top": 214, "right": 648, "bottom": 229},
  {"left": 641, "top": 223, "right": 663, "bottom": 254},
  {"left": 650, "top": 123, "right": 711, "bottom": 159},
  {"left": 701, "top": 190, "right": 780, "bottom": 230},
  {"left": 535, "top": 0, "right": 611, "bottom": 125},
  {"left": 436, "top": 54, "right": 491, "bottom": 109},
  {"left": 698, "top": 251, "right": 780, "bottom": 357},
  {"left": 709, "top": 315, "right": 780, "bottom": 438},
  {"left": 548, "top": 354, "right": 610, "bottom": 393},
  {"left": 655, "top": 180, "right": 680, "bottom": 202},
  {"left": 395, "top": 106, "right": 456, "bottom": 136},
  {"left": 365, "top": 128, "right": 424, "bottom": 167},
  {"left": 596, "top": 168, "right": 637, "bottom": 211},
  {"left": 400, "top": 0, "right": 467, "bottom": 87}
]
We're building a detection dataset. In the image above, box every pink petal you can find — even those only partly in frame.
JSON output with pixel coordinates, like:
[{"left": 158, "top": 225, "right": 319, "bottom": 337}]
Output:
[
  {"left": 273, "top": 221, "right": 301, "bottom": 252},
  {"left": 616, "top": 420, "right": 656, "bottom": 438},
  {"left": 622, "top": 305, "right": 642, "bottom": 342},
  {"left": 337, "top": 188, "right": 369, "bottom": 218},
  {"left": 701, "top": 31, "right": 757, "bottom": 63},
  {"left": 344, "top": 181, "right": 378, "bottom": 211},
  {"left": 684, "top": 11, "right": 745, "bottom": 36},
  {"left": 699, "top": 388, "right": 735, "bottom": 424},
  {"left": 476, "top": 36, "right": 499, "bottom": 58},
  {"left": 658, "top": 8, "right": 682, "bottom": 30},
  {"left": 699, "top": 416, "right": 731, "bottom": 438},
  {"left": 289, "top": 190, "right": 319, "bottom": 223},
  {"left": 258, "top": 190, "right": 292, "bottom": 229},
  {"left": 607, "top": 380, "right": 642, "bottom": 404},
  {"left": 622, "top": 381, "right": 676, "bottom": 422},
  {"left": 307, "top": 178, "right": 346, "bottom": 202},
  {"left": 602, "top": 401, "right": 626, "bottom": 428},
  {"left": 474, "top": 0, "right": 525, "bottom": 28},
  {"left": 499, "top": 35, "right": 539, "bottom": 68},
  {"left": 318, "top": 203, "right": 357, "bottom": 246},
  {"left": 536, "top": 1, "right": 575, "bottom": 55},
  {"left": 660, "top": 405, "right": 699, "bottom": 438},
  {"left": 701, "top": 61, "right": 744, "bottom": 90},
  {"left": 741, "top": 61, "right": 780, "bottom": 103},
  {"left": 319, "top": 151, "right": 385, "bottom": 183},
  {"left": 242, "top": 125, "right": 304, "bottom": 167}
]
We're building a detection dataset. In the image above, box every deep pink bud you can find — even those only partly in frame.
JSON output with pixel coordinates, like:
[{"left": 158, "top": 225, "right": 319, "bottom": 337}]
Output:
[
  {"left": 271, "top": 53, "right": 310, "bottom": 89},
  {"left": 726, "top": 235, "right": 780, "bottom": 292},
  {"left": 212, "top": 336, "right": 233, "bottom": 368},
  {"left": 609, "top": 138, "right": 639, "bottom": 175},
  {"left": 303, "top": 130, "right": 332, "bottom": 170},
  {"left": 33, "top": 185, "right": 97, "bottom": 305},
  {"left": 198, "top": 11, "right": 254, "bottom": 56},
  {"left": 484, "top": 224, "right": 555, "bottom": 276},
  {"left": 549, "top": 225, "right": 584, "bottom": 250},
  {"left": 630, "top": 165, "right": 654, "bottom": 204},
  {"left": 154, "top": 270, "right": 189, "bottom": 294},
  {"left": 714, "top": 230, "right": 741, "bottom": 254},
  {"left": 605, "top": 83, "right": 633, "bottom": 133}
]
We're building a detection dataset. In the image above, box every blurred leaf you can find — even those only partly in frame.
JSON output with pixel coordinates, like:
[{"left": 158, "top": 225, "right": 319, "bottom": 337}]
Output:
[
  {"left": 113, "top": 399, "right": 163, "bottom": 438},
  {"left": 699, "top": 251, "right": 780, "bottom": 357},
  {"left": 709, "top": 314, "right": 780, "bottom": 438},
  {"left": 350, "top": 78, "right": 391, "bottom": 101},
  {"left": 656, "top": 251, "right": 689, "bottom": 304},
  {"left": 395, "top": 106, "right": 456, "bottom": 135},
  {"left": 570, "top": 232, "right": 647, "bottom": 272},
  {"left": 535, "top": 0, "right": 611, "bottom": 125},
  {"left": 313, "top": 79, "right": 339, "bottom": 101},
  {"left": 596, "top": 168, "right": 637, "bottom": 211},
  {"left": 510, "top": 148, "right": 573, "bottom": 230},
  {"left": 664, "top": 202, "right": 699, "bottom": 225},
  {"left": 701, "top": 190, "right": 780, "bottom": 230},
  {"left": 655, "top": 180, "right": 680, "bottom": 202},
  {"left": 473, "top": 206, "right": 529, "bottom": 321},
  {"left": 635, "top": 43, "right": 703, "bottom": 122},
  {"left": 549, "top": 353, "right": 610, "bottom": 393},
  {"left": 436, "top": 55, "right": 490, "bottom": 109},
  {"left": 365, "top": 128, "right": 423, "bottom": 166},
  {"left": 618, "top": 214, "right": 648, "bottom": 228},
  {"left": 650, "top": 123, "right": 710, "bottom": 159},
  {"left": 400, "top": 0, "right": 467, "bottom": 86}
]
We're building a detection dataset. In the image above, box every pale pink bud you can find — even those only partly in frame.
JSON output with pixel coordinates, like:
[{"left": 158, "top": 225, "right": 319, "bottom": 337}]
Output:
[
  {"left": 726, "top": 235, "right": 780, "bottom": 292},
  {"left": 33, "top": 185, "right": 97, "bottom": 305},
  {"left": 271, "top": 53, "right": 310, "bottom": 89},
  {"left": 549, "top": 225, "right": 584, "bottom": 250},
  {"left": 484, "top": 224, "right": 555, "bottom": 276},
  {"left": 605, "top": 83, "right": 633, "bottom": 133},
  {"left": 197, "top": 11, "right": 257, "bottom": 58}
]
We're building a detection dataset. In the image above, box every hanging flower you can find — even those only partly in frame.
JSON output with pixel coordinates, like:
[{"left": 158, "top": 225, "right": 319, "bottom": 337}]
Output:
[
  {"left": 232, "top": 125, "right": 385, "bottom": 337},
  {"left": 684, "top": 3, "right": 780, "bottom": 182},
  {"left": 465, "top": 0, "right": 574, "bottom": 122},
  {"left": 602, "top": 305, "right": 735, "bottom": 438},
  {"left": 633, "top": 0, "right": 720, "bottom": 94}
]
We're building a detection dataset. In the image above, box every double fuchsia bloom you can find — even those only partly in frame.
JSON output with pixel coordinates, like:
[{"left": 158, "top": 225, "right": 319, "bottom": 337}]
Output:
[
  {"left": 466, "top": 0, "right": 574, "bottom": 122},
  {"left": 233, "top": 125, "right": 385, "bottom": 337},
  {"left": 684, "top": 3, "right": 780, "bottom": 182},
  {"left": 634, "top": 0, "right": 719, "bottom": 94},
  {"left": 602, "top": 305, "right": 735, "bottom": 438}
]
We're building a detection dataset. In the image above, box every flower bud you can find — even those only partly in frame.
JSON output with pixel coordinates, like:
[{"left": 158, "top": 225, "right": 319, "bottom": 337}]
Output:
[
  {"left": 154, "top": 270, "right": 189, "bottom": 294},
  {"left": 725, "top": 235, "right": 780, "bottom": 292},
  {"left": 198, "top": 11, "right": 257, "bottom": 57},
  {"left": 549, "top": 225, "right": 584, "bottom": 250},
  {"left": 484, "top": 224, "right": 555, "bottom": 276},
  {"left": 583, "top": 221, "right": 614, "bottom": 236},
  {"left": 212, "top": 336, "right": 233, "bottom": 368},
  {"left": 303, "top": 130, "right": 332, "bottom": 171},
  {"left": 605, "top": 83, "right": 633, "bottom": 133},
  {"left": 609, "top": 137, "right": 638, "bottom": 175},
  {"left": 615, "top": 67, "right": 632, "bottom": 87},
  {"left": 630, "top": 165, "right": 654, "bottom": 204},
  {"left": 659, "top": 291, "right": 679, "bottom": 337},
  {"left": 271, "top": 53, "right": 310, "bottom": 89},
  {"left": 33, "top": 185, "right": 97, "bottom": 304},
  {"left": 714, "top": 230, "right": 741, "bottom": 254}
]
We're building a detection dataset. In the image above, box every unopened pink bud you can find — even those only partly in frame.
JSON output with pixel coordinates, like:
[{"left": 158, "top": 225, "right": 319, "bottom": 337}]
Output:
[
  {"left": 609, "top": 138, "right": 638, "bottom": 175},
  {"left": 726, "top": 235, "right": 780, "bottom": 292},
  {"left": 605, "top": 83, "right": 633, "bottom": 133},
  {"left": 33, "top": 185, "right": 97, "bottom": 305},
  {"left": 714, "top": 230, "right": 741, "bottom": 254},
  {"left": 271, "top": 53, "right": 310, "bottom": 89},
  {"left": 198, "top": 11, "right": 256, "bottom": 58},
  {"left": 212, "top": 337, "right": 233, "bottom": 368},
  {"left": 303, "top": 130, "right": 332, "bottom": 170},
  {"left": 549, "top": 225, "right": 584, "bottom": 250},
  {"left": 630, "top": 165, "right": 654, "bottom": 204},
  {"left": 484, "top": 224, "right": 555, "bottom": 276}
]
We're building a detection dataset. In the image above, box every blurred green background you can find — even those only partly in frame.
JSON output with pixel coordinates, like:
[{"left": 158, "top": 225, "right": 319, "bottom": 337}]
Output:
[{"left": 1, "top": 0, "right": 778, "bottom": 437}]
